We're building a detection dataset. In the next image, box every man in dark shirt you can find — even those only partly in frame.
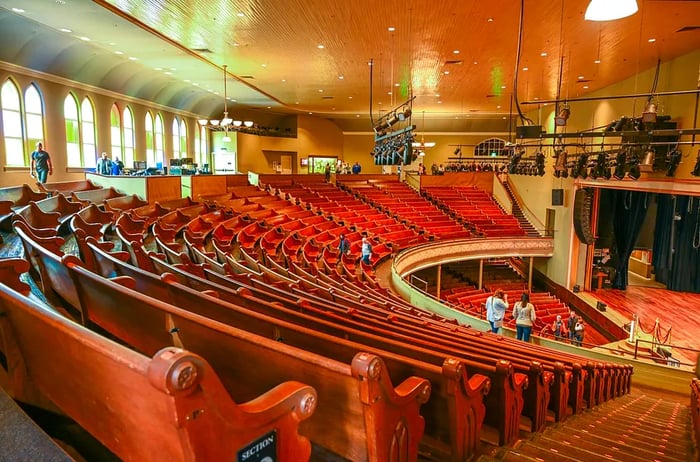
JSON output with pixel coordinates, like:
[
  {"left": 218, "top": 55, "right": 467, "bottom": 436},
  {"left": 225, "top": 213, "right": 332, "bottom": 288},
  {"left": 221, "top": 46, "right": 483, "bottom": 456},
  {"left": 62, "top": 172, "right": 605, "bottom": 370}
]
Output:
[
  {"left": 97, "top": 152, "right": 112, "bottom": 175},
  {"left": 30, "top": 141, "right": 53, "bottom": 183},
  {"left": 351, "top": 162, "right": 361, "bottom": 174}
]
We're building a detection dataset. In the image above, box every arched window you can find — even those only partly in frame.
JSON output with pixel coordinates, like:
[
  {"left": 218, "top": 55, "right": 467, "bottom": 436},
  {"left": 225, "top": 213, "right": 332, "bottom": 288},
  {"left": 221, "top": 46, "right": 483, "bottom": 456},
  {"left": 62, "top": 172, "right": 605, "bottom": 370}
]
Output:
[
  {"left": 24, "top": 84, "right": 45, "bottom": 165},
  {"left": 474, "top": 138, "right": 509, "bottom": 157},
  {"left": 172, "top": 118, "right": 180, "bottom": 159},
  {"left": 198, "top": 125, "right": 208, "bottom": 167},
  {"left": 110, "top": 104, "right": 122, "bottom": 161},
  {"left": 1, "top": 80, "right": 24, "bottom": 166},
  {"left": 122, "top": 106, "right": 134, "bottom": 167},
  {"left": 81, "top": 97, "right": 97, "bottom": 168},
  {"left": 179, "top": 119, "right": 187, "bottom": 158},
  {"left": 154, "top": 113, "right": 164, "bottom": 167},
  {"left": 145, "top": 112, "right": 154, "bottom": 167},
  {"left": 64, "top": 93, "right": 81, "bottom": 167}
]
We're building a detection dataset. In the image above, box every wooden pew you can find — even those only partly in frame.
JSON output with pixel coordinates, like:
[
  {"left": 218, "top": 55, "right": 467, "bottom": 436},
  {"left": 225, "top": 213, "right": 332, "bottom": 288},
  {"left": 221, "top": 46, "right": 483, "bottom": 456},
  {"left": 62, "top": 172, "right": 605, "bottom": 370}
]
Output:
[
  {"left": 0, "top": 273, "right": 316, "bottom": 462},
  {"left": 66, "top": 263, "right": 436, "bottom": 462},
  {"left": 81, "top": 243, "right": 514, "bottom": 452},
  {"left": 37, "top": 180, "right": 101, "bottom": 197},
  {"left": 70, "top": 186, "right": 125, "bottom": 206}
]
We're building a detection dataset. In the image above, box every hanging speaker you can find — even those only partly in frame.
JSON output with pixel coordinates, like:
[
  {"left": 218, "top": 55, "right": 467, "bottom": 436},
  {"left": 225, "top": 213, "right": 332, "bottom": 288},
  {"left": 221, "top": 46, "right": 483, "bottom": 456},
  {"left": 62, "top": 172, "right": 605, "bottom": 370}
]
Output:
[
  {"left": 573, "top": 188, "right": 595, "bottom": 245},
  {"left": 552, "top": 189, "right": 564, "bottom": 206}
]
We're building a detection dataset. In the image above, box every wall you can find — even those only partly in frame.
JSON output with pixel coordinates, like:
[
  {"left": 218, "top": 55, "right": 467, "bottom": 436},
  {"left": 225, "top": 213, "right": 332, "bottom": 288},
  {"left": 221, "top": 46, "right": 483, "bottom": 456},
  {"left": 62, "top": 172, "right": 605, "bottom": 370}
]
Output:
[{"left": 236, "top": 115, "right": 343, "bottom": 174}]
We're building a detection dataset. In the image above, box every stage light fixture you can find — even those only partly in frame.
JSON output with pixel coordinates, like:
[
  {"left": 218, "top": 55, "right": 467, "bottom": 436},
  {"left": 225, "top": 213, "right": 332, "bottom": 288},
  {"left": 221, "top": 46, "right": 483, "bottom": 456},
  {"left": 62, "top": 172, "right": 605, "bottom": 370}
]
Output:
[
  {"left": 641, "top": 100, "right": 658, "bottom": 124},
  {"left": 639, "top": 148, "right": 656, "bottom": 173},
  {"left": 666, "top": 148, "right": 682, "bottom": 177},
  {"left": 692, "top": 152, "right": 700, "bottom": 177},
  {"left": 613, "top": 150, "right": 628, "bottom": 180},
  {"left": 555, "top": 105, "right": 571, "bottom": 127},
  {"left": 627, "top": 156, "right": 641, "bottom": 180}
]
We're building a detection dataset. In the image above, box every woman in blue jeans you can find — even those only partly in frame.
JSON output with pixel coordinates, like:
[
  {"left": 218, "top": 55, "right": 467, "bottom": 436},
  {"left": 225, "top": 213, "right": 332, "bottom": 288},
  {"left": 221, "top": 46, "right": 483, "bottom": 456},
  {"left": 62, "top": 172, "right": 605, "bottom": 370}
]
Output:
[{"left": 512, "top": 292, "right": 536, "bottom": 342}]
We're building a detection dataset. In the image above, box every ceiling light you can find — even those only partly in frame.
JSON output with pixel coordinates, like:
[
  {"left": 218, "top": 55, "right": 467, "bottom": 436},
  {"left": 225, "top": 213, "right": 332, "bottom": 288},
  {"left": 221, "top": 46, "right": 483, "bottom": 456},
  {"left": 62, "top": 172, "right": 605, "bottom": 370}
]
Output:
[
  {"left": 583, "top": 85, "right": 589, "bottom": 89},
  {"left": 540, "top": 52, "right": 548, "bottom": 57},
  {"left": 282, "top": 79, "right": 286, "bottom": 82},
  {"left": 128, "top": 57, "right": 138, "bottom": 61},
  {"left": 584, "top": 0, "right": 638, "bottom": 21},
  {"left": 114, "top": 50, "right": 124, "bottom": 55},
  {"left": 11, "top": 7, "right": 24, "bottom": 13},
  {"left": 79, "top": 36, "right": 91, "bottom": 41},
  {"left": 648, "top": 38, "right": 656, "bottom": 43},
  {"left": 394, "top": 83, "right": 400, "bottom": 87},
  {"left": 453, "top": 50, "right": 460, "bottom": 54},
  {"left": 501, "top": 85, "right": 506, "bottom": 89},
  {"left": 594, "top": 59, "right": 601, "bottom": 64},
  {"left": 473, "top": 61, "right": 478, "bottom": 65},
  {"left": 487, "top": 18, "right": 494, "bottom": 22},
  {"left": 317, "top": 44, "right": 325, "bottom": 49},
  {"left": 237, "top": 12, "right": 245, "bottom": 17},
  {"left": 388, "top": 27, "right": 395, "bottom": 31},
  {"left": 522, "top": 67, "right": 529, "bottom": 71},
  {"left": 338, "top": 75, "right": 344, "bottom": 80},
  {"left": 199, "top": 64, "right": 254, "bottom": 139},
  {"left": 578, "top": 75, "right": 584, "bottom": 79},
  {"left": 60, "top": 28, "right": 72, "bottom": 33},
  {"left": 443, "top": 71, "right": 450, "bottom": 75},
  {"left": 261, "top": 63, "right": 267, "bottom": 67}
]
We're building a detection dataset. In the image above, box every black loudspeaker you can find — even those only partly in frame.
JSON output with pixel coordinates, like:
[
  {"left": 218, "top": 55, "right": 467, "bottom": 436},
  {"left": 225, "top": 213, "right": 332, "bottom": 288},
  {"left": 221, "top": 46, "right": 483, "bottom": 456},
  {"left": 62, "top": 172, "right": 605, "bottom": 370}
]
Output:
[
  {"left": 552, "top": 189, "right": 564, "bottom": 206},
  {"left": 596, "top": 301, "right": 607, "bottom": 312},
  {"left": 573, "top": 188, "right": 596, "bottom": 245},
  {"left": 573, "top": 285, "right": 580, "bottom": 293}
]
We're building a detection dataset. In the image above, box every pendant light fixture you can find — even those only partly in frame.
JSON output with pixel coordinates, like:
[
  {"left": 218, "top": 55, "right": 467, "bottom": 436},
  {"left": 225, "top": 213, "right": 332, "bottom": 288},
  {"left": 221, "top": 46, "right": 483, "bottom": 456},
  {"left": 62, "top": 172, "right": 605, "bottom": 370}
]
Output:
[
  {"left": 198, "top": 64, "right": 254, "bottom": 142},
  {"left": 585, "top": 0, "right": 638, "bottom": 21}
]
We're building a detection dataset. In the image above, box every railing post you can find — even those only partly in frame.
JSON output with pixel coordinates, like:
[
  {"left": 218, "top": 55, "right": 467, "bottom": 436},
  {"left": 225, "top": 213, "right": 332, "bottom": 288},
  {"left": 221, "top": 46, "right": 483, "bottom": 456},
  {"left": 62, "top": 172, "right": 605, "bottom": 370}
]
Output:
[
  {"left": 627, "top": 314, "right": 636, "bottom": 344},
  {"left": 436, "top": 264, "right": 442, "bottom": 301},
  {"left": 478, "top": 259, "right": 483, "bottom": 290},
  {"left": 634, "top": 339, "right": 639, "bottom": 359}
]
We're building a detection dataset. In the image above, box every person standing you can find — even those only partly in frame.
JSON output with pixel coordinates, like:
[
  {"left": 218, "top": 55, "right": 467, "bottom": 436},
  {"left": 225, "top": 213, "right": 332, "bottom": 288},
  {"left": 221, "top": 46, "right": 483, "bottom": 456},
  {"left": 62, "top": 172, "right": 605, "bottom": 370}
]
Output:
[
  {"left": 513, "top": 292, "right": 536, "bottom": 342},
  {"left": 567, "top": 310, "right": 578, "bottom": 343},
  {"left": 485, "top": 289, "right": 509, "bottom": 334},
  {"left": 111, "top": 156, "right": 124, "bottom": 175},
  {"left": 324, "top": 162, "right": 331, "bottom": 182},
  {"left": 573, "top": 317, "right": 586, "bottom": 346},
  {"left": 361, "top": 237, "right": 372, "bottom": 265},
  {"left": 552, "top": 315, "right": 565, "bottom": 340},
  {"left": 30, "top": 141, "right": 53, "bottom": 183},
  {"left": 338, "top": 233, "right": 350, "bottom": 255},
  {"left": 352, "top": 161, "right": 362, "bottom": 174},
  {"left": 97, "top": 152, "right": 112, "bottom": 175}
]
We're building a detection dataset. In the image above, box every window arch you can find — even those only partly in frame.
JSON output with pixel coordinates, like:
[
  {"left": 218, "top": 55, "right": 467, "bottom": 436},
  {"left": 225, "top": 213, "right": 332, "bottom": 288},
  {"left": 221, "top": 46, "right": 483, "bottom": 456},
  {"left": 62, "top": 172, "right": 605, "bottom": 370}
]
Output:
[
  {"left": 179, "top": 119, "right": 187, "bottom": 158},
  {"left": 81, "top": 97, "right": 97, "bottom": 168},
  {"left": 198, "top": 125, "right": 208, "bottom": 167},
  {"left": 154, "top": 113, "right": 164, "bottom": 167},
  {"left": 172, "top": 118, "right": 180, "bottom": 159},
  {"left": 64, "top": 93, "right": 81, "bottom": 167},
  {"left": 1, "top": 79, "right": 24, "bottom": 166},
  {"left": 24, "top": 84, "right": 45, "bottom": 165},
  {"left": 122, "top": 106, "right": 134, "bottom": 167},
  {"left": 110, "top": 104, "right": 122, "bottom": 161},
  {"left": 474, "top": 138, "right": 509, "bottom": 157},
  {"left": 145, "top": 111, "right": 154, "bottom": 167}
]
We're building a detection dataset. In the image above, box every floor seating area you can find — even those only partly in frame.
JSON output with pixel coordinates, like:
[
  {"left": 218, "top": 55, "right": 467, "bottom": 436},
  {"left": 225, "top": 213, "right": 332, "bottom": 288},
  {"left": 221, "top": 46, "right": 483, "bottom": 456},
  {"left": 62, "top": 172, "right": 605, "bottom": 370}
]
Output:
[
  {"left": 422, "top": 185, "right": 527, "bottom": 238},
  {"left": 0, "top": 178, "right": 647, "bottom": 461}
]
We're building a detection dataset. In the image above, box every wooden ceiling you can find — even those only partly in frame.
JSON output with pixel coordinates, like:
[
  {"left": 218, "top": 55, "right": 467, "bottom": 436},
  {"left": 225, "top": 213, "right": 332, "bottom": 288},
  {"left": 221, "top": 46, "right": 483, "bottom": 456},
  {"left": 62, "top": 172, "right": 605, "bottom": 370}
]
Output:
[{"left": 1, "top": 0, "right": 699, "bottom": 125}]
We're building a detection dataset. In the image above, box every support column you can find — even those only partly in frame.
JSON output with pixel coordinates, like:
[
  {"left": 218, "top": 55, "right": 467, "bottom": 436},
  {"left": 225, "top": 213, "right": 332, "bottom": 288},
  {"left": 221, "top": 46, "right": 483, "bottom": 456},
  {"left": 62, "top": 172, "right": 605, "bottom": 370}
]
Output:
[
  {"left": 478, "top": 259, "right": 484, "bottom": 290},
  {"left": 436, "top": 264, "right": 442, "bottom": 300},
  {"left": 528, "top": 257, "right": 534, "bottom": 292}
]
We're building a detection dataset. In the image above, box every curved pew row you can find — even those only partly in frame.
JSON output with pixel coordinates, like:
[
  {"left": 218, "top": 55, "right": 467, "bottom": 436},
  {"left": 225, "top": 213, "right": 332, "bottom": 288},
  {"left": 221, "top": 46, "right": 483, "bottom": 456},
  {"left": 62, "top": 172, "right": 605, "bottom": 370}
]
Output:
[
  {"left": 0, "top": 263, "right": 316, "bottom": 462},
  {"left": 82, "top": 239, "right": 494, "bottom": 460},
  {"left": 66, "top": 259, "right": 437, "bottom": 462},
  {"left": 84, "top": 237, "right": 527, "bottom": 452}
]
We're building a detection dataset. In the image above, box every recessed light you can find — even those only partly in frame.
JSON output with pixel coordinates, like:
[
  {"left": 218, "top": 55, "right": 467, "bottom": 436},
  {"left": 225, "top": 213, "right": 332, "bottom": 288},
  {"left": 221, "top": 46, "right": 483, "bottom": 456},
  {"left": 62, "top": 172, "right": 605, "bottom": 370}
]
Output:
[
  {"left": 317, "top": 44, "right": 325, "bottom": 49},
  {"left": 473, "top": 61, "right": 478, "bottom": 65},
  {"left": 540, "top": 52, "right": 547, "bottom": 57},
  {"left": 192, "top": 82, "right": 200, "bottom": 86},
  {"left": 338, "top": 75, "right": 344, "bottom": 80},
  {"left": 497, "top": 105, "right": 501, "bottom": 109},
  {"left": 453, "top": 50, "right": 460, "bottom": 54},
  {"left": 534, "top": 97, "right": 539, "bottom": 100},
  {"left": 583, "top": 85, "right": 589, "bottom": 89},
  {"left": 60, "top": 28, "right": 72, "bottom": 33},
  {"left": 437, "top": 101, "right": 442, "bottom": 104},
  {"left": 114, "top": 50, "right": 124, "bottom": 55},
  {"left": 348, "top": 96, "right": 353, "bottom": 99},
  {"left": 261, "top": 63, "right": 267, "bottom": 67},
  {"left": 394, "top": 83, "right": 399, "bottom": 87},
  {"left": 435, "top": 94, "right": 441, "bottom": 97},
  {"left": 501, "top": 85, "right": 506, "bottom": 89},
  {"left": 522, "top": 67, "right": 529, "bottom": 71},
  {"left": 164, "top": 71, "right": 172, "bottom": 75},
  {"left": 443, "top": 71, "right": 450, "bottom": 75},
  {"left": 295, "top": 101, "right": 299, "bottom": 104},
  {"left": 267, "top": 106, "right": 271, "bottom": 109},
  {"left": 594, "top": 59, "right": 601, "bottom": 64},
  {"left": 318, "top": 89, "right": 324, "bottom": 93},
  {"left": 233, "top": 43, "right": 240, "bottom": 47},
  {"left": 388, "top": 27, "right": 395, "bottom": 32},
  {"left": 11, "top": 8, "right": 24, "bottom": 13},
  {"left": 648, "top": 38, "right": 656, "bottom": 43},
  {"left": 308, "top": 112, "right": 313, "bottom": 115},
  {"left": 79, "top": 36, "right": 91, "bottom": 41},
  {"left": 503, "top": 116, "right": 507, "bottom": 119},
  {"left": 128, "top": 56, "right": 138, "bottom": 61},
  {"left": 578, "top": 75, "right": 584, "bottom": 79},
  {"left": 282, "top": 79, "right": 287, "bottom": 82},
  {"left": 356, "top": 114, "right": 360, "bottom": 118},
  {"left": 487, "top": 18, "right": 494, "bottom": 22},
  {"left": 237, "top": 12, "right": 245, "bottom": 17},
  {"left": 387, "top": 91, "right": 392, "bottom": 95}
]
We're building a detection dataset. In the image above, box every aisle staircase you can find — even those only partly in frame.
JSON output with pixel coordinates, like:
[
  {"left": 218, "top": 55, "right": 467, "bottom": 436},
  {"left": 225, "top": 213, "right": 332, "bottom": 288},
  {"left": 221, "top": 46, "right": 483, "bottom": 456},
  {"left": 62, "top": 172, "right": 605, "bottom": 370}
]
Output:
[
  {"left": 501, "top": 180, "right": 541, "bottom": 238},
  {"left": 481, "top": 389, "right": 696, "bottom": 461}
]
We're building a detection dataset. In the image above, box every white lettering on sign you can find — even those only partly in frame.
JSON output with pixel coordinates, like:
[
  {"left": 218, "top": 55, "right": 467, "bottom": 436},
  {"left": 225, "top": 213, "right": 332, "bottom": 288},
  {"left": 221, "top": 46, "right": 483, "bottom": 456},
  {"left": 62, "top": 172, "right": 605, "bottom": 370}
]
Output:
[{"left": 240, "top": 435, "right": 275, "bottom": 461}]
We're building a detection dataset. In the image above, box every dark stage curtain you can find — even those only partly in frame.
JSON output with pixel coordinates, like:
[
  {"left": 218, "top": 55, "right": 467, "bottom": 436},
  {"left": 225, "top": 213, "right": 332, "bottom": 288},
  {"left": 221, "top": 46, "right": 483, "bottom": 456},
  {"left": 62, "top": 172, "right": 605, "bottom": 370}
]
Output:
[
  {"left": 652, "top": 194, "right": 674, "bottom": 285},
  {"left": 612, "top": 190, "right": 649, "bottom": 289},
  {"left": 668, "top": 196, "right": 700, "bottom": 292}
]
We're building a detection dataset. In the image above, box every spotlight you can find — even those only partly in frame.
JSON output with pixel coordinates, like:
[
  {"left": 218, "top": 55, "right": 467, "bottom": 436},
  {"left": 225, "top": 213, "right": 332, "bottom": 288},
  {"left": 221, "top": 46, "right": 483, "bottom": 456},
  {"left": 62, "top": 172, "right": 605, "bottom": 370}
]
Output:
[
  {"left": 554, "top": 149, "right": 568, "bottom": 175},
  {"left": 535, "top": 151, "right": 545, "bottom": 176},
  {"left": 555, "top": 105, "right": 571, "bottom": 127},
  {"left": 572, "top": 154, "right": 589, "bottom": 178},
  {"left": 639, "top": 148, "right": 656, "bottom": 173},
  {"left": 666, "top": 148, "right": 682, "bottom": 177},
  {"left": 613, "top": 150, "right": 628, "bottom": 180},
  {"left": 692, "top": 152, "right": 700, "bottom": 177},
  {"left": 613, "top": 116, "right": 629, "bottom": 132},
  {"left": 641, "top": 100, "right": 658, "bottom": 124},
  {"left": 454, "top": 147, "right": 462, "bottom": 156},
  {"left": 627, "top": 156, "right": 641, "bottom": 180}
]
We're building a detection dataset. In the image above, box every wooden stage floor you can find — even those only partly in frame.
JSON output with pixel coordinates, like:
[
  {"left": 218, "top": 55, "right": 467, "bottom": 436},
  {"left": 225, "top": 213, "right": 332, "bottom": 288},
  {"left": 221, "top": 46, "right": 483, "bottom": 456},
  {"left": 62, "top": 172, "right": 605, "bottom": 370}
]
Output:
[{"left": 584, "top": 278, "right": 700, "bottom": 366}]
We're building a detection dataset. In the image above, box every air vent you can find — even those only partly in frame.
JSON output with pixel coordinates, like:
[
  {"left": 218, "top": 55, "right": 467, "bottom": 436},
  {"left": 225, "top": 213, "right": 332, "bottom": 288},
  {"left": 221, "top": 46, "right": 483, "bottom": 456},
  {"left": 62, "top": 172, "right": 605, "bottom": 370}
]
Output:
[
  {"left": 677, "top": 26, "right": 700, "bottom": 32},
  {"left": 321, "top": 96, "right": 334, "bottom": 100},
  {"left": 191, "top": 48, "right": 213, "bottom": 53},
  {"left": 577, "top": 79, "right": 592, "bottom": 83},
  {"left": 240, "top": 75, "right": 255, "bottom": 79},
  {"left": 444, "top": 60, "right": 463, "bottom": 65}
]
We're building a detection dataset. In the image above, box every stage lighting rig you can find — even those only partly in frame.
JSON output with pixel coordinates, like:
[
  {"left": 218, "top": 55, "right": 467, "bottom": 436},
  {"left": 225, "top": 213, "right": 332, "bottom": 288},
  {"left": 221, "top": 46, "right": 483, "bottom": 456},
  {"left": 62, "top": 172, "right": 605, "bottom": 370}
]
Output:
[{"left": 665, "top": 147, "right": 682, "bottom": 177}]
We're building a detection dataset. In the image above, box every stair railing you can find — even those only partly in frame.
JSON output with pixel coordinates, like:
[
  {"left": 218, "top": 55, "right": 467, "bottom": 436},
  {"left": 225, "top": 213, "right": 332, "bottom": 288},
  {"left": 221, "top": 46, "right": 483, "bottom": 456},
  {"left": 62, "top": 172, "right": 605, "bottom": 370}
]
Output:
[{"left": 503, "top": 176, "right": 548, "bottom": 237}]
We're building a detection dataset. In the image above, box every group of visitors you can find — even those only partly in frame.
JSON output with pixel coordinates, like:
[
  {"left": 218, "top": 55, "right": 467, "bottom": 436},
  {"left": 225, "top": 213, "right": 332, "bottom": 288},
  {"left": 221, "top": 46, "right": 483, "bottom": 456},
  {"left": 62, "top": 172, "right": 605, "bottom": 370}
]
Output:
[
  {"left": 97, "top": 151, "right": 124, "bottom": 176},
  {"left": 486, "top": 289, "right": 586, "bottom": 346},
  {"left": 337, "top": 234, "right": 373, "bottom": 266}
]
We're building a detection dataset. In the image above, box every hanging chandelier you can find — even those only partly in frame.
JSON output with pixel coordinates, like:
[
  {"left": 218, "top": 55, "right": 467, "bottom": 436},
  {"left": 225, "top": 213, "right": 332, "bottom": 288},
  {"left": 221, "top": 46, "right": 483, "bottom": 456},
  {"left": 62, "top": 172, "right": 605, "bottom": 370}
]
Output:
[{"left": 197, "top": 64, "right": 254, "bottom": 142}]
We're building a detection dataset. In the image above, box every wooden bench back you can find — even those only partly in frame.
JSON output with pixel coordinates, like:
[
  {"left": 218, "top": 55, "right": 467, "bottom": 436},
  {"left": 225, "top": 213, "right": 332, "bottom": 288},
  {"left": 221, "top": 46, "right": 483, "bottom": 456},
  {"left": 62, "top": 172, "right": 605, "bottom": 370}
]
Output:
[{"left": 0, "top": 277, "right": 315, "bottom": 462}]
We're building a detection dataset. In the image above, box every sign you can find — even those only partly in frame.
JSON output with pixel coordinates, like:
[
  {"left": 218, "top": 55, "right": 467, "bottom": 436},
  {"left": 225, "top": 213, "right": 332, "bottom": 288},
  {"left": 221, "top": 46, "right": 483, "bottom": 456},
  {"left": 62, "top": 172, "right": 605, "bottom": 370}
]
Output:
[{"left": 237, "top": 430, "right": 276, "bottom": 462}]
